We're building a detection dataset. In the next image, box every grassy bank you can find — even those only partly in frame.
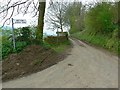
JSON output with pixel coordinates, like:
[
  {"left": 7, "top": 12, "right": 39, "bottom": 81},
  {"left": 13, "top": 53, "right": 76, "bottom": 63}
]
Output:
[
  {"left": 51, "top": 40, "right": 71, "bottom": 53},
  {"left": 2, "top": 35, "right": 72, "bottom": 82},
  {"left": 71, "top": 32, "right": 119, "bottom": 55}
]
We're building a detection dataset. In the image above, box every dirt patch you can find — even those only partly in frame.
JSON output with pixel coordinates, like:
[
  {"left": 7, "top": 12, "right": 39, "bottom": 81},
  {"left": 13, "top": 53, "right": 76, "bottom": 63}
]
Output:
[
  {"left": 68, "top": 64, "right": 73, "bottom": 66},
  {"left": 2, "top": 44, "right": 72, "bottom": 82}
]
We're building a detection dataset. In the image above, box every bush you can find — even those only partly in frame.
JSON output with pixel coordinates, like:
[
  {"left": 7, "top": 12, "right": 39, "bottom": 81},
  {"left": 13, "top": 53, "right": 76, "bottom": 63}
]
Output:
[
  {"left": 2, "top": 27, "right": 39, "bottom": 59},
  {"left": 2, "top": 46, "right": 12, "bottom": 58},
  {"left": 2, "top": 41, "right": 27, "bottom": 58},
  {"left": 84, "top": 2, "right": 117, "bottom": 35},
  {"left": 14, "top": 41, "right": 27, "bottom": 52},
  {"left": 15, "top": 27, "right": 31, "bottom": 43}
]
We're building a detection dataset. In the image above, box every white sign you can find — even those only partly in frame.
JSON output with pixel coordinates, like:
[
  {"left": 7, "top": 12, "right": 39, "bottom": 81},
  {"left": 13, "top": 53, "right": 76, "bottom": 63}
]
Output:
[{"left": 14, "top": 19, "right": 27, "bottom": 24}]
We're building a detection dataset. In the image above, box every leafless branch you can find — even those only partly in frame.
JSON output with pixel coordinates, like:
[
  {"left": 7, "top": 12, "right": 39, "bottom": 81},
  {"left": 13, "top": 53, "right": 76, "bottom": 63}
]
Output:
[
  {"left": 33, "top": 1, "right": 38, "bottom": 10},
  {"left": 0, "top": 0, "right": 39, "bottom": 27},
  {"left": 0, "top": 0, "right": 28, "bottom": 14},
  {"left": 46, "top": 1, "right": 68, "bottom": 32},
  {"left": 1, "top": 7, "right": 15, "bottom": 27},
  {"left": 23, "top": 1, "right": 32, "bottom": 15}
]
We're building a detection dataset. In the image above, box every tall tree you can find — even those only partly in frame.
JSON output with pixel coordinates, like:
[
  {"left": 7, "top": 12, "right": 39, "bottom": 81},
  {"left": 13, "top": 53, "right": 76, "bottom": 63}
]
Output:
[
  {"left": 84, "top": 2, "right": 117, "bottom": 35},
  {"left": 36, "top": 1, "right": 46, "bottom": 42},
  {"left": 64, "top": 2, "right": 83, "bottom": 34},
  {"left": 46, "top": 1, "right": 68, "bottom": 33}
]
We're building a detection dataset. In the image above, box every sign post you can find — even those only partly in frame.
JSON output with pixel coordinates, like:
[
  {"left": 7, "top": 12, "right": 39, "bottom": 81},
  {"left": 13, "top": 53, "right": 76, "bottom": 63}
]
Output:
[
  {"left": 14, "top": 19, "right": 27, "bottom": 24},
  {"left": 11, "top": 18, "right": 27, "bottom": 49},
  {"left": 11, "top": 18, "right": 16, "bottom": 50}
]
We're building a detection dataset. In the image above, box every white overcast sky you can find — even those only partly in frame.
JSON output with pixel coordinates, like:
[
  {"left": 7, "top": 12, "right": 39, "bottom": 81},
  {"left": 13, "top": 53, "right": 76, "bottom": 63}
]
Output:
[{"left": 0, "top": 0, "right": 119, "bottom": 35}]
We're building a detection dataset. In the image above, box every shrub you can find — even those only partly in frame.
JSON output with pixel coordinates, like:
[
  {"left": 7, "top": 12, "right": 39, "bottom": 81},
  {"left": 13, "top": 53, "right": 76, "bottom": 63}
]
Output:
[
  {"left": 14, "top": 41, "right": 27, "bottom": 52},
  {"left": 15, "top": 27, "right": 31, "bottom": 43},
  {"left": 2, "top": 27, "right": 37, "bottom": 59},
  {"left": 84, "top": 2, "right": 117, "bottom": 35},
  {"left": 2, "top": 36, "right": 12, "bottom": 58}
]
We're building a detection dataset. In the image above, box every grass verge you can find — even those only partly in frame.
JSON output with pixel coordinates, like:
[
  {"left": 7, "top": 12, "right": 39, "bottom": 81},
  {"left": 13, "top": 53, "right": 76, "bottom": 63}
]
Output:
[
  {"left": 71, "top": 32, "right": 119, "bottom": 55},
  {"left": 50, "top": 40, "right": 71, "bottom": 53}
]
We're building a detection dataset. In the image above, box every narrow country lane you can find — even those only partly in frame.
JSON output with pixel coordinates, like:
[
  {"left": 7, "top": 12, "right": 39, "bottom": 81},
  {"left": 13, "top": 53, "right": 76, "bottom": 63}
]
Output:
[{"left": 2, "top": 38, "right": 118, "bottom": 88}]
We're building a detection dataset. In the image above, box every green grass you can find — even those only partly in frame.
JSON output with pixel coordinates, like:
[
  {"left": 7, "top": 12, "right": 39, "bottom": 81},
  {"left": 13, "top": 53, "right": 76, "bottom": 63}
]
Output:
[
  {"left": 71, "top": 32, "right": 119, "bottom": 55},
  {"left": 50, "top": 40, "right": 71, "bottom": 53},
  {"left": 52, "top": 45, "right": 67, "bottom": 53}
]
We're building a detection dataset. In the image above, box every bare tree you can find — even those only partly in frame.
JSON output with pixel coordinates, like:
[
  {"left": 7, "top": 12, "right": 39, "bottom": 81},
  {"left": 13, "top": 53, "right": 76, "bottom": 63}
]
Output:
[
  {"left": 45, "top": 1, "right": 68, "bottom": 33},
  {"left": 0, "top": 0, "right": 46, "bottom": 42}
]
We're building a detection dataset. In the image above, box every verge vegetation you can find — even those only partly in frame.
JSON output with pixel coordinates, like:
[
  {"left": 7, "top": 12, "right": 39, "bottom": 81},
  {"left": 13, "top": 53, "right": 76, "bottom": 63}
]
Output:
[
  {"left": 2, "top": 27, "right": 71, "bottom": 82},
  {"left": 65, "top": 2, "right": 119, "bottom": 55}
]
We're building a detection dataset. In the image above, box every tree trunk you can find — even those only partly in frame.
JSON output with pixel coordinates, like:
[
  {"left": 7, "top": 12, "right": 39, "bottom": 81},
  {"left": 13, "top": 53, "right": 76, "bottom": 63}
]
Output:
[{"left": 36, "top": 1, "right": 46, "bottom": 42}]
